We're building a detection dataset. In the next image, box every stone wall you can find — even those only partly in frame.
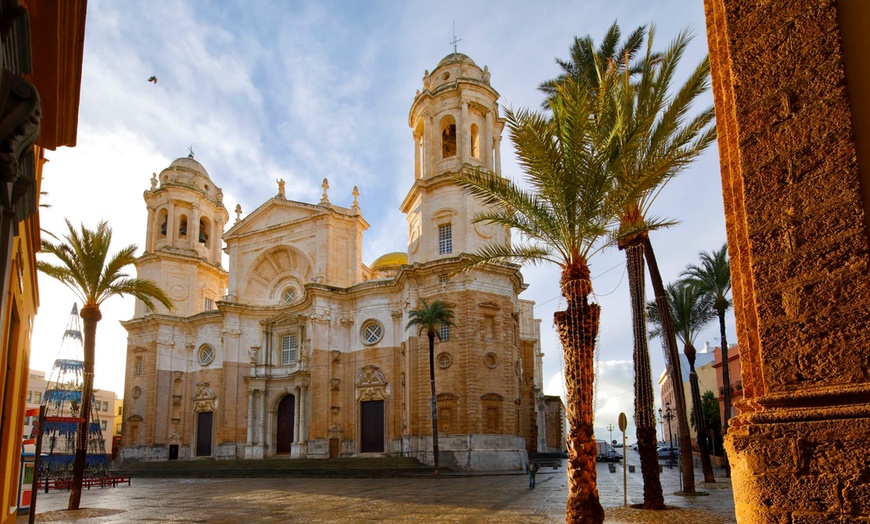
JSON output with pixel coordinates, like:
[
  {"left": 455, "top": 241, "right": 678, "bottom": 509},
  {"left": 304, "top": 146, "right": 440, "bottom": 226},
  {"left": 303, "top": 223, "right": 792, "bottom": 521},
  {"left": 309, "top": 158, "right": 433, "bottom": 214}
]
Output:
[{"left": 703, "top": 0, "right": 870, "bottom": 520}]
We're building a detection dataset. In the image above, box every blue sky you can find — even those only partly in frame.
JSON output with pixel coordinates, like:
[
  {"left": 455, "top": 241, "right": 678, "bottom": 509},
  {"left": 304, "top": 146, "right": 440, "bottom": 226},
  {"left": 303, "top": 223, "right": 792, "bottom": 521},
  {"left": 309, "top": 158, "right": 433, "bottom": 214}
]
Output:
[{"left": 32, "top": 0, "right": 733, "bottom": 442}]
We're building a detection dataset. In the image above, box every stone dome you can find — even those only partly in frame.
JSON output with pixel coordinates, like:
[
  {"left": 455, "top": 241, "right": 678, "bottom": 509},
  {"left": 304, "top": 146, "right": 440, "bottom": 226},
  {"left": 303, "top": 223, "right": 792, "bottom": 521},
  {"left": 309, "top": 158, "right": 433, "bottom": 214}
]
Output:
[
  {"left": 370, "top": 252, "right": 408, "bottom": 272},
  {"left": 436, "top": 52, "right": 477, "bottom": 69},
  {"left": 169, "top": 155, "right": 210, "bottom": 179}
]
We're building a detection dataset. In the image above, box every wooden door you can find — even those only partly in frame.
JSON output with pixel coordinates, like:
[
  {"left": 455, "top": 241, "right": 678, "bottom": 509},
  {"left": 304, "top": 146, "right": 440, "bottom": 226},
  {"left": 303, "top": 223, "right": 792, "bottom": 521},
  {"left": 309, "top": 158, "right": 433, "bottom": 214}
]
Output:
[
  {"left": 196, "top": 412, "right": 213, "bottom": 457},
  {"left": 276, "top": 394, "right": 295, "bottom": 455},
  {"left": 360, "top": 400, "right": 384, "bottom": 453}
]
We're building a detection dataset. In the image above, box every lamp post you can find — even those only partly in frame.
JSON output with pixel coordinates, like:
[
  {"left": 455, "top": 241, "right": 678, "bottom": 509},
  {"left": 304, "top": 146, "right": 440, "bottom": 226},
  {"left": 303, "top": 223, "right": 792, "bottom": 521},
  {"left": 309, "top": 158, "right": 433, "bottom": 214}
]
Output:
[
  {"left": 607, "top": 424, "right": 614, "bottom": 446},
  {"left": 661, "top": 402, "right": 676, "bottom": 469},
  {"left": 657, "top": 410, "right": 664, "bottom": 445}
]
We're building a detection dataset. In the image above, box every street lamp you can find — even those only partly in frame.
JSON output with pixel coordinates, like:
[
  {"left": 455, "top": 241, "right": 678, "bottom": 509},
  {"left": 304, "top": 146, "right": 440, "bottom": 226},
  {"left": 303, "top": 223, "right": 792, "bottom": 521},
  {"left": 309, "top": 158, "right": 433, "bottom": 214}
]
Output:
[
  {"left": 657, "top": 410, "right": 664, "bottom": 445},
  {"left": 660, "top": 402, "right": 676, "bottom": 468},
  {"left": 607, "top": 424, "right": 614, "bottom": 445}
]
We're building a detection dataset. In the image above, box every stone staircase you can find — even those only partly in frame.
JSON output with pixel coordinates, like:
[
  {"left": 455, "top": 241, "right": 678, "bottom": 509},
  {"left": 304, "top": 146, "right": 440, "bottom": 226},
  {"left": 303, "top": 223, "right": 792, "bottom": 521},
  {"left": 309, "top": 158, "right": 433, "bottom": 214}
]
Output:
[{"left": 117, "top": 456, "right": 437, "bottom": 479}]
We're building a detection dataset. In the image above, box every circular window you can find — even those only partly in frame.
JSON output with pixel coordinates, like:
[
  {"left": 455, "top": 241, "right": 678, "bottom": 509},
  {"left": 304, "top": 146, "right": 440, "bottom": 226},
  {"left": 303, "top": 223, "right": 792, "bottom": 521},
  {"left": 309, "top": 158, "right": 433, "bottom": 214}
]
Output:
[
  {"left": 484, "top": 352, "right": 498, "bottom": 369},
  {"left": 361, "top": 320, "right": 384, "bottom": 345},
  {"left": 437, "top": 352, "right": 452, "bottom": 369},
  {"left": 442, "top": 72, "right": 450, "bottom": 80},
  {"left": 131, "top": 386, "right": 142, "bottom": 399},
  {"left": 198, "top": 345, "right": 215, "bottom": 366},
  {"left": 282, "top": 287, "right": 297, "bottom": 304}
]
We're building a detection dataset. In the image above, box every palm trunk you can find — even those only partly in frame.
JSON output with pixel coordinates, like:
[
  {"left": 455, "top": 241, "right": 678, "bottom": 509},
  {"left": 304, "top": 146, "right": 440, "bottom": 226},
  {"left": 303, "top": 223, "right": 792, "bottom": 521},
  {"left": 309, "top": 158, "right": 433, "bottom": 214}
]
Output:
[
  {"left": 68, "top": 306, "right": 101, "bottom": 510},
  {"left": 555, "top": 261, "right": 604, "bottom": 524},
  {"left": 428, "top": 330, "right": 440, "bottom": 476},
  {"left": 624, "top": 243, "right": 665, "bottom": 509},
  {"left": 685, "top": 344, "right": 715, "bottom": 483},
  {"left": 717, "top": 311, "right": 731, "bottom": 478},
  {"left": 643, "top": 237, "right": 696, "bottom": 494}
]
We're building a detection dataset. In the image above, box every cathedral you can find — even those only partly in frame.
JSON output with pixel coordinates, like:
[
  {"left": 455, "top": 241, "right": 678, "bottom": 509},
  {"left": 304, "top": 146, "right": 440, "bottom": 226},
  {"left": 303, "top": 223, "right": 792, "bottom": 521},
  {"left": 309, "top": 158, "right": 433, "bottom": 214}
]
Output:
[{"left": 119, "top": 53, "right": 560, "bottom": 471}]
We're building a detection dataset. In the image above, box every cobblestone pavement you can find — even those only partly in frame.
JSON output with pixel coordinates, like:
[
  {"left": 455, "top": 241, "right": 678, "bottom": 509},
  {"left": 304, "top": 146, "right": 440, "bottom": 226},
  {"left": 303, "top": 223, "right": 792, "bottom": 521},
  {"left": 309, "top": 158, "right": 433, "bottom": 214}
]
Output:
[{"left": 19, "top": 453, "right": 736, "bottom": 523}]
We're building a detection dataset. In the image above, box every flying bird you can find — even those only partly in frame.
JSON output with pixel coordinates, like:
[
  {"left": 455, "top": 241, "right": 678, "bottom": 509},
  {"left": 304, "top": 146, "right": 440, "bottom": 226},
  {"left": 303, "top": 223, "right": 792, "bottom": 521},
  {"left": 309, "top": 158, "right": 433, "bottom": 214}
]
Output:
[{"left": 148, "top": 76, "right": 157, "bottom": 84}]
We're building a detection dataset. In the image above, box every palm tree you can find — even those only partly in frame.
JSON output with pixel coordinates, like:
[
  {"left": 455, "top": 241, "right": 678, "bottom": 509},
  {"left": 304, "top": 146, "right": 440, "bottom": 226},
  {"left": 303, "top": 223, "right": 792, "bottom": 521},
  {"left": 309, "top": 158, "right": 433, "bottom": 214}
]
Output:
[
  {"left": 539, "top": 21, "right": 646, "bottom": 105},
  {"left": 405, "top": 298, "right": 455, "bottom": 477},
  {"left": 453, "top": 75, "right": 626, "bottom": 523},
  {"left": 38, "top": 219, "right": 173, "bottom": 510},
  {"left": 681, "top": 244, "right": 732, "bottom": 476},
  {"left": 647, "top": 281, "right": 717, "bottom": 482}
]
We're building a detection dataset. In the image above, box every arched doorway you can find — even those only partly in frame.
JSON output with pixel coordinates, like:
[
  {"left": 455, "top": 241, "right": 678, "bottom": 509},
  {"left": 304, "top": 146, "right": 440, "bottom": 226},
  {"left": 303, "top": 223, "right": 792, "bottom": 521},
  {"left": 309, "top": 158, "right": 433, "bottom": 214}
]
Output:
[{"left": 276, "top": 394, "right": 295, "bottom": 455}]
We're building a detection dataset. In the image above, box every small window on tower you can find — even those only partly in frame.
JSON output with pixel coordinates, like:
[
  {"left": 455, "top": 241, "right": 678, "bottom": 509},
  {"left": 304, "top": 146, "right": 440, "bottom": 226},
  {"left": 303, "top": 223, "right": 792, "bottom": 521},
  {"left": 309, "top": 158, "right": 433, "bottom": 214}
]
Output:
[
  {"left": 204, "top": 297, "right": 214, "bottom": 311},
  {"left": 438, "top": 224, "right": 452, "bottom": 255},
  {"left": 440, "top": 323, "right": 450, "bottom": 341},
  {"left": 178, "top": 215, "right": 188, "bottom": 238},
  {"left": 135, "top": 356, "right": 144, "bottom": 376},
  {"left": 441, "top": 124, "right": 457, "bottom": 158}
]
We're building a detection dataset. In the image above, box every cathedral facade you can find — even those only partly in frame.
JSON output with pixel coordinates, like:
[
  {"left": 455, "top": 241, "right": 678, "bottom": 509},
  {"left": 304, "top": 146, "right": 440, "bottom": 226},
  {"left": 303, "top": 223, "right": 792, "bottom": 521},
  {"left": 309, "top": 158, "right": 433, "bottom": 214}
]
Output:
[{"left": 119, "top": 53, "right": 556, "bottom": 471}]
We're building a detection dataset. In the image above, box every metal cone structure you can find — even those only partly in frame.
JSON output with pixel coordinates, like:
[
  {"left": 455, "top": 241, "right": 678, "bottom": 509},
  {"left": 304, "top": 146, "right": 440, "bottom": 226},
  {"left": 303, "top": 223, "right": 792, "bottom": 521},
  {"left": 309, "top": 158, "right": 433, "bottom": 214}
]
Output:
[{"left": 38, "top": 304, "right": 109, "bottom": 480}]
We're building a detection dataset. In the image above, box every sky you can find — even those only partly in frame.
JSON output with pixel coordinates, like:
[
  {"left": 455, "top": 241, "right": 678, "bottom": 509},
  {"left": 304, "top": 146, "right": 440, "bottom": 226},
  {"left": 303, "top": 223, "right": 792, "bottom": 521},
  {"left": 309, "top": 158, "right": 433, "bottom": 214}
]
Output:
[{"left": 32, "top": 0, "right": 735, "bottom": 444}]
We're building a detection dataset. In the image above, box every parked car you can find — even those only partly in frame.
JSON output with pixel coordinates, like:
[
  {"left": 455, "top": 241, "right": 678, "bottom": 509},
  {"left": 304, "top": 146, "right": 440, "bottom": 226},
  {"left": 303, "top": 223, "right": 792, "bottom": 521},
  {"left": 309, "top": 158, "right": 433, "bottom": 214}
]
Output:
[{"left": 657, "top": 446, "right": 679, "bottom": 459}]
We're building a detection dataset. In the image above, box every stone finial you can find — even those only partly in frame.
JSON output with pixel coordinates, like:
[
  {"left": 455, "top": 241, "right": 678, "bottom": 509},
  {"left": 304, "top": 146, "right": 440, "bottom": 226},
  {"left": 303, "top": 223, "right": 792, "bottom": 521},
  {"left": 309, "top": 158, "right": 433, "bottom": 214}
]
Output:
[
  {"left": 422, "top": 69, "right": 431, "bottom": 90},
  {"left": 320, "top": 178, "right": 330, "bottom": 204},
  {"left": 234, "top": 204, "right": 242, "bottom": 224},
  {"left": 276, "top": 178, "right": 286, "bottom": 199},
  {"left": 483, "top": 65, "right": 491, "bottom": 85},
  {"left": 150, "top": 172, "right": 158, "bottom": 190},
  {"left": 352, "top": 186, "right": 360, "bottom": 212}
]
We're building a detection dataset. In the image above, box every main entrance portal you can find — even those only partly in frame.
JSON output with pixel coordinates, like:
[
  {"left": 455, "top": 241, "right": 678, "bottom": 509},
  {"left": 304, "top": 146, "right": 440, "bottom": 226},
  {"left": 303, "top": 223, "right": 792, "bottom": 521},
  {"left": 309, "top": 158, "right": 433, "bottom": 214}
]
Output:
[
  {"left": 196, "top": 411, "right": 213, "bottom": 457},
  {"left": 360, "top": 400, "right": 384, "bottom": 453},
  {"left": 276, "top": 394, "right": 295, "bottom": 455}
]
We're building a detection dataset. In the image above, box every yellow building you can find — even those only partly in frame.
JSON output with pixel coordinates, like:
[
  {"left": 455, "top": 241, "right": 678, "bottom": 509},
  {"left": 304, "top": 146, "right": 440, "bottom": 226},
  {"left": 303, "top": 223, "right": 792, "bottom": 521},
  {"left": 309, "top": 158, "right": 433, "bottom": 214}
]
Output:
[{"left": 0, "top": 2, "right": 86, "bottom": 522}]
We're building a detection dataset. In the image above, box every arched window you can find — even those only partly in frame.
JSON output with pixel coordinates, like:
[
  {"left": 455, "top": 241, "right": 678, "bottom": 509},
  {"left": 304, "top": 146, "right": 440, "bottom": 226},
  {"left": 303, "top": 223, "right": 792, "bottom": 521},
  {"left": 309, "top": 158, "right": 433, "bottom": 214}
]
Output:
[
  {"left": 178, "top": 215, "right": 188, "bottom": 238},
  {"left": 471, "top": 123, "right": 480, "bottom": 158},
  {"left": 198, "top": 217, "right": 210, "bottom": 247},
  {"left": 158, "top": 209, "right": 168, "bottom": 237},
  {"left": 440, "top": 116, "right": 457, "bottom": 158}
]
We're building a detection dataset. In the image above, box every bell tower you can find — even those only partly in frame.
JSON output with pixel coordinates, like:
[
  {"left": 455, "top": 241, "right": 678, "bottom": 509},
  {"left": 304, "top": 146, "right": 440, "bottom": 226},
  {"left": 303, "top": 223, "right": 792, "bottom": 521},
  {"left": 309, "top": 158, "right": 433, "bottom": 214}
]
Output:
[
  {"left": 401, "top": 53, "right": 508, "bottom": 264},
  {"left": 135, "top": 153, "right": 229, "bottom": 318}
]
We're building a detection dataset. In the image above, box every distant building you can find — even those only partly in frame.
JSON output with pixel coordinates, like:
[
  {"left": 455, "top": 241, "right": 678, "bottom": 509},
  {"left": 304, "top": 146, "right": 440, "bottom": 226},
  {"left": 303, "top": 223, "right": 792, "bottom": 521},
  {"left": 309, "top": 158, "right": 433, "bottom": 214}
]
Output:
[
  {"left": 23, "top": 370, "right": 119, "bottom": 457},
  {"left": 712, "top": 344, "right": 742, "bottom": 425},
  {"left": 658, "top": 348, "right": 717, "bottom": 442}
]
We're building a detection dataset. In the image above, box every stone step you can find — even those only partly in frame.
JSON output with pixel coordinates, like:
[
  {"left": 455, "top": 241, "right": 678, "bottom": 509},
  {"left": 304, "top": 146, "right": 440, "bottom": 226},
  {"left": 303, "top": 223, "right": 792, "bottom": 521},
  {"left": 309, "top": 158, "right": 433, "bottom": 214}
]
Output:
[{"left": 117, "top": 456, "right": 437, "bottom": 478}]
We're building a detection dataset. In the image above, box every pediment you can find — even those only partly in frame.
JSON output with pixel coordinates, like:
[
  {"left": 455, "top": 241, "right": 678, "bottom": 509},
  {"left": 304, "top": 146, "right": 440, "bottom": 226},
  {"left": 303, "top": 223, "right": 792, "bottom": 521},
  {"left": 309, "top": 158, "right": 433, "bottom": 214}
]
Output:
[{"left": 225, "top": 198, "right": 326, "bottom": 239}]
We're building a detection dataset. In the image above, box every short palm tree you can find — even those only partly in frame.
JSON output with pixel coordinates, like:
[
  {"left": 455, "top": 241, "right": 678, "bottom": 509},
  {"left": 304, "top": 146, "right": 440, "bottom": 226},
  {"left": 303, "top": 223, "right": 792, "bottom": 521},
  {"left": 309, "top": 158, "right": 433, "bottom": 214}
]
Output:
[
  {"left": 647, "top": 281, "right": 717, "bottom": 482},
  {"left": 681, "top": 244, "right": 732, "bottom": 474},
  {"left": 38, "top": 219, "right": 173, "bottom": 510},
  {"left": 405, "top": 298, "right": 455, "bottom": 477},
  {"left": 453, "top": 74, "right": 626, "bottom": 523}
]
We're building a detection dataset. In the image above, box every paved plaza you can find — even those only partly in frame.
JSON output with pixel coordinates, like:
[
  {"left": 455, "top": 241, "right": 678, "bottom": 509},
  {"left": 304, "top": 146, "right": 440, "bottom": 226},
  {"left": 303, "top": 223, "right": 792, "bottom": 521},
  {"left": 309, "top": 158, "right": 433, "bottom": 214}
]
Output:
[{"left": 19, "top": 454, "right": 736, "bottom": 523}]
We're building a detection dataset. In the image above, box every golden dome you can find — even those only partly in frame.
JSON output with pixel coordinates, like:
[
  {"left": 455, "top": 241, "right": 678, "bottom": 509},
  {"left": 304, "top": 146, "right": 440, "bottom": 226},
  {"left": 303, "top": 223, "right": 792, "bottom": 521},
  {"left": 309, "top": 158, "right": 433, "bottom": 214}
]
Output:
[{"left": 370, "top": 252, "right": 408, "bottom": 272}]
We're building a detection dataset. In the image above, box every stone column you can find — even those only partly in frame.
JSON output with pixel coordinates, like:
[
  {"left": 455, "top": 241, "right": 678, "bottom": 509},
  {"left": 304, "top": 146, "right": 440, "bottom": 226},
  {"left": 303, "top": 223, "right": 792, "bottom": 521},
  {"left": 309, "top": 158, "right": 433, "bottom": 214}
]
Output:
[
  {"left": 258, "top": 390, "right": 266, "bottom": 449},
  {"left": 145, "top": 206, "right": 156, "bottom": 252},
  {"left": 460, "top": 100, "right": 469, "bottom": 164},
  {"left": 485, "top": 110, "right": 494, "bottom": 170},
  {"left": 191, "top": 203, "right": 201, "bottom": 250},
  {"left": 425, "top": 113, "right": 434, "bottom": 178},
  {"left": 246, "top": 390, "right": 254, "bottom": 444},
  {"left": 494, "top": 136, "right": 502, "bottom": 177},
  {"left": 301, "top": 384, "right": 309, "bottom": 442},
  {"left": 294, "top": 386, "right": 302, "bottom": 443},
  {"left": 414, "top": 132, "right": 421, "bottom": 180},
  {"left": 167, "top": 201, "right": 176, "bottom": 246},
  {"left": 704, "top": 1, "right": 870, "bottom": 521}
]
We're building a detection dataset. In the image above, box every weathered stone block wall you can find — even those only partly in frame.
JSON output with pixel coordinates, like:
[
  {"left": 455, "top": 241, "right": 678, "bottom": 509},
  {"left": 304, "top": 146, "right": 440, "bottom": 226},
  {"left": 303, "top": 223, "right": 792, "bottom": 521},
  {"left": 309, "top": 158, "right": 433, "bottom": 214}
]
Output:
[{"left": 704, "top": 0, "right": 870, "bottom": 521}]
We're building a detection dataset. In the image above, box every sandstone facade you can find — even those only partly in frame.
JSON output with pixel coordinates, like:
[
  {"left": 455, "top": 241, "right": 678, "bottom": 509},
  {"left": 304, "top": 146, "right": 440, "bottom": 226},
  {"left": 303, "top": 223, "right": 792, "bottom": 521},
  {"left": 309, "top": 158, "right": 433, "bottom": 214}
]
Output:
[{"left": 119, "top": 53, "right": 549, "bottom": 471}]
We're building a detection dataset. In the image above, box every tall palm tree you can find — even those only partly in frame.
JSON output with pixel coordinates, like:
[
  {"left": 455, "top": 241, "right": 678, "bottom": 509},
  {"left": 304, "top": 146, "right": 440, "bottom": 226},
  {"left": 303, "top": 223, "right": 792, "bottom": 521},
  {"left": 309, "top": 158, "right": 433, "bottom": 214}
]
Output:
[
  {"left": 453, "top": 75, "right": 626, "bottom": 523},
  {"left": 405, "top": 298, "right": 455, "bottom": 477},
  {"left": 647, "top": 281, "right": 717, "bottom": 482},
  {"left": 681, "top": 244, "right": 732, "bottom": 476},
  {"left": 38, "top": 219, "right": 173, "bottom": 510},
  {"left": 539, "top": 20, "right": 646, "bottom": 105}
]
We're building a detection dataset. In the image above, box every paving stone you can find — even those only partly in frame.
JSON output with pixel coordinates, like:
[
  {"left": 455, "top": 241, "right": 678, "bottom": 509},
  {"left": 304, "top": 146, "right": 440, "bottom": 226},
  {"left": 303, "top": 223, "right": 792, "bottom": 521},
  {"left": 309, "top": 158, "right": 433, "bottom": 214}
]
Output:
[{"left": 18, "top": 453, "right": 735, "bottom": 523}]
